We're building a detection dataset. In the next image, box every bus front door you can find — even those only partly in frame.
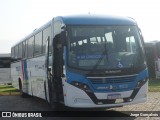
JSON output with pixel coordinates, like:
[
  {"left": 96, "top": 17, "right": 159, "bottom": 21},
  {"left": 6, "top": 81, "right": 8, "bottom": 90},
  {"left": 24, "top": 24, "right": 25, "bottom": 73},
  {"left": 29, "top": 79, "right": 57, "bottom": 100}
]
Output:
[
  {"left": 45, "top": 36, "right": 58, "bottom": 109},
  {"left": 53, "top": 33, "right": 64, "bottom": 104},
  {"left": 46, "top": 33, "right": 65, "bottom": 109}
]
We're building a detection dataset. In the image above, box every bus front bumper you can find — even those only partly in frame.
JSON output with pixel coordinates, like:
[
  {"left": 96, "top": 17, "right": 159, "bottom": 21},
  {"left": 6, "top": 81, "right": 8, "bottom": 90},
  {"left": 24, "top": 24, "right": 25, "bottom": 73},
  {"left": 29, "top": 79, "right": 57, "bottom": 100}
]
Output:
[{"left": 62, "top": 81, "right": 148, "bottom": 108}]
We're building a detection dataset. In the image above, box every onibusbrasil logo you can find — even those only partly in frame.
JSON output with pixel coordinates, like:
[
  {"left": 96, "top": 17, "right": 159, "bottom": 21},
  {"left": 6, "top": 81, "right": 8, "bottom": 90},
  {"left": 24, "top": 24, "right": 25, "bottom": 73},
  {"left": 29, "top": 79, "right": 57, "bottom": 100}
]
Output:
[{"left": 2, "top": 112, "right": 42, "bottom": 118}]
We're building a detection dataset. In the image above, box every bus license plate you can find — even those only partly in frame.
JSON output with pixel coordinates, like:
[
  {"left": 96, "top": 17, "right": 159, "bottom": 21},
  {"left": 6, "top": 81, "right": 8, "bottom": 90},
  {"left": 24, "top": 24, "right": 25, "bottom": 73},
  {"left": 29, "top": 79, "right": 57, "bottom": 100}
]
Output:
[{"left": 107, "top": 94, "right": 121, "bottom": 99}]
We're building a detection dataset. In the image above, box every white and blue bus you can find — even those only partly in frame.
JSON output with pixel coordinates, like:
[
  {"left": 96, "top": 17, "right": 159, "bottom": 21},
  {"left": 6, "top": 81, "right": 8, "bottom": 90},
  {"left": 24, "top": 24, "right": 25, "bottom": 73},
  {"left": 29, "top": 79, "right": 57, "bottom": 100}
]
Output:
[{"left": 11, "top": 15, "right": 148, "bottom": 109}]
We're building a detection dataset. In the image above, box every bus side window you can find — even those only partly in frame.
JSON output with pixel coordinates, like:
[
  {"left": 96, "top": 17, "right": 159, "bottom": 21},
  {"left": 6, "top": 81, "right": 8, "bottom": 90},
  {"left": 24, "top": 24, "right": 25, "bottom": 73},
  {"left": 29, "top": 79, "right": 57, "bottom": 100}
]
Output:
[
  {"left": 11, "top": 47, "right": 15, "bottom": 60},
  {"left": 35, "top": 32, "right": 43, "bottom": 56},
  {"left": 43, "top": 26, "right": 51, "bottom": 54},
  {"left": 27, "top": 36, "right": 34, "bottom": 58},
  {"left": 25, "top": 40, "right": 28, "bottom": 58},
  {"left": 18, "top": 43, "right": 23, "bottom": 59},
  {"left": 22, "top": 41, "right": 26, "bottom": 59},
  {"left": 15, "top": 45, "right": 19, "bottom": 60}
]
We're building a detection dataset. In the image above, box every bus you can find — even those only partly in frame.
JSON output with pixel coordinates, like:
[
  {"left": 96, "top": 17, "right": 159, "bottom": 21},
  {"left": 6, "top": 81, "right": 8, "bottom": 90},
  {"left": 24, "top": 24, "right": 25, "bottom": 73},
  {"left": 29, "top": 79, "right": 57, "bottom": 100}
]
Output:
[
  {"left": 0, "top": 53, "right": 11, "bottom": 85},
  {"left": 145, "top": 41, "right": 160, "bottom": 79},
  {"left": 11, "top": 15, "right": 148, "bottom": 109}
]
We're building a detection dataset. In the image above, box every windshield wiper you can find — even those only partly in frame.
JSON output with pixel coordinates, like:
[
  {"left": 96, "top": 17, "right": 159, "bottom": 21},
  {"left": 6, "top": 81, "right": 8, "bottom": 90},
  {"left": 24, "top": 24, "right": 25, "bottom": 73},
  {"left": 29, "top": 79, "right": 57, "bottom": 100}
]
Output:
[
  {"left": 88, "top": 50, "right": 108, "bottom": 75},
  {"left": 104, "top": 38, "right": 109, "bottom": 62},
  {"left": 88, "top": 38, "right": 110, "bottom": 74},
  {"left": 89, "top": 51, "right": 105, "bottom": 74}
]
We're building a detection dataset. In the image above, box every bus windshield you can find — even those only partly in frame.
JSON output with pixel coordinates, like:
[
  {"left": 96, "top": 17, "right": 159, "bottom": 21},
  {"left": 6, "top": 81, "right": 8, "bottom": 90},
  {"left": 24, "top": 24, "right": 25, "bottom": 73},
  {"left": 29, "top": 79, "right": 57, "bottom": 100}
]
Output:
[{"left": 67, "top": 25, "right": 145, "bottom": 71}]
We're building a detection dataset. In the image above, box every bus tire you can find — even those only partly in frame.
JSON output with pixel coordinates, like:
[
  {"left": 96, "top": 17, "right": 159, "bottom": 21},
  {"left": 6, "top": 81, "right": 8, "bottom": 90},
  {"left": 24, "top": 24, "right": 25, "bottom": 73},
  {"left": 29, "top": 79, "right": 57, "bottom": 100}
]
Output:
[{"left": 18, "top": 79, "right": 26, "bottom": 98}]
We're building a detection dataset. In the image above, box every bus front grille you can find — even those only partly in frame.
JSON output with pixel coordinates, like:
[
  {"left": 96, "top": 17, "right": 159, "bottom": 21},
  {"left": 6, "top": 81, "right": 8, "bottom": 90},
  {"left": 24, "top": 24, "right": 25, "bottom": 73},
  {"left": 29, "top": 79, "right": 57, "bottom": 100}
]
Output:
[{"left": 88, "top": 75, "right": 137, "bottom": 84}]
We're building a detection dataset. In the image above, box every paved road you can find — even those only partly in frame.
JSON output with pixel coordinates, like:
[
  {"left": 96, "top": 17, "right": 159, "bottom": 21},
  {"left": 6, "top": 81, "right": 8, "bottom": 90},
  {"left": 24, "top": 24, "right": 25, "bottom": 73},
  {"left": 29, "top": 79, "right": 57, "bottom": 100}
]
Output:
[
  {"left": 109, "top": 92, "right": 160, "bottom": 111},
  {"left": 0, "top": 95, "right": 133, "bottom": 120},
  {"left": 109, "top": 92, "right": 160, "bottom": 120},
  {"left": 0, "top": 92, "right": 160, "bottom": 119}
]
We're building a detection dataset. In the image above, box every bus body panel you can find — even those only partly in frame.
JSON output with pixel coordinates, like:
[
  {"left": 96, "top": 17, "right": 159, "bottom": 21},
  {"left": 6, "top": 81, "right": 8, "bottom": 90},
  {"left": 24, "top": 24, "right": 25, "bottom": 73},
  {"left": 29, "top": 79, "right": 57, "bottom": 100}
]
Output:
[
  {"left": 11, "top": 56, "right": 46, "bottom": 99},
  {"left": 27, "top": 56, "right": 46, "bottom": 99}
]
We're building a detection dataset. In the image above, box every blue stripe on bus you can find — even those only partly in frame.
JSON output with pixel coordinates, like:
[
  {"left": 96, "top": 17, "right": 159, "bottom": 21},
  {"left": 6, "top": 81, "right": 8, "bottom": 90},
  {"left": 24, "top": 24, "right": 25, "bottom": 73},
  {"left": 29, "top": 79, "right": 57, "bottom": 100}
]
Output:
[{"left": 66, "top": 69, "right": 148, "bottom": 93}]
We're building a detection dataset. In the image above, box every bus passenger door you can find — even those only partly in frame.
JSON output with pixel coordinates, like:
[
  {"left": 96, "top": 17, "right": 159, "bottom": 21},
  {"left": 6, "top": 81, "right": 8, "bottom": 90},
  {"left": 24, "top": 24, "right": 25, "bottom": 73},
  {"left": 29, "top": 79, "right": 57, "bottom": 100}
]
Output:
[
  {"left": 45, "top": 37, "right": 55, "bottom": 104},
  {"left": 53, "top": 32, "right": 65, "bottom": 104},
  {"left": 46, "top": 33, "right": 65, "bottom": 109}
]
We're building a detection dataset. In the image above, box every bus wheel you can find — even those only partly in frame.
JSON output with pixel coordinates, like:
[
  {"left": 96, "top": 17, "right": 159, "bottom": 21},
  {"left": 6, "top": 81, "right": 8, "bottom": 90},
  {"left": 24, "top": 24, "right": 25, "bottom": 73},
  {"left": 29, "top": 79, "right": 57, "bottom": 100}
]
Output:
[{"left": 18, "top": 80, "right": 26, "bottom": 98}]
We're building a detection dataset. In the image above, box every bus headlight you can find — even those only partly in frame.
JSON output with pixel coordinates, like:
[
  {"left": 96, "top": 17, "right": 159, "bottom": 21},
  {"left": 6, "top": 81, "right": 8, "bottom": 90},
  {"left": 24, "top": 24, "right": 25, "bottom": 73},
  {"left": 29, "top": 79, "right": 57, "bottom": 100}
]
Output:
[
  {"left": 135, "top": 78, "right": 148, "bottom": 89},
  {"left": 71, "top": 81, "right": 92, "bottom": 92}
]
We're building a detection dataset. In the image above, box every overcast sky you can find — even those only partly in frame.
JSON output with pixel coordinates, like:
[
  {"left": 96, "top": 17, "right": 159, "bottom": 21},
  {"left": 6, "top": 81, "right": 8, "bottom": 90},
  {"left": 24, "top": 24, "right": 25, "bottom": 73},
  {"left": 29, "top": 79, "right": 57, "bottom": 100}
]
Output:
[{"left": 0, "top": 0, "right": 160, "bottom": 53}]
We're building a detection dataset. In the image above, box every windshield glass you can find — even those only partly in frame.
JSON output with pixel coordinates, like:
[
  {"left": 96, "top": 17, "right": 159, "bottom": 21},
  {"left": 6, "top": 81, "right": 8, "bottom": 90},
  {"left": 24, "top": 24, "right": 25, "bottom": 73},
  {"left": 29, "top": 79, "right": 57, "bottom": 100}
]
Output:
[{"left": 67, "top": 26, "right": 145, "bottom": 70}]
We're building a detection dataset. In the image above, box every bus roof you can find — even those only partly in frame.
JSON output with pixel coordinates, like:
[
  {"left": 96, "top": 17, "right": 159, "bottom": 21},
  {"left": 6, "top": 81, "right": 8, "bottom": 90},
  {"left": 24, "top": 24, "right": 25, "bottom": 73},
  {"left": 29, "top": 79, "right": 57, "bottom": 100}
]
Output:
[
  {"left": 12, "top": 15, "right": 137, "bottom": 47},
  {"left": 58, "top": 15, "right": 137, "bottom": 25}
]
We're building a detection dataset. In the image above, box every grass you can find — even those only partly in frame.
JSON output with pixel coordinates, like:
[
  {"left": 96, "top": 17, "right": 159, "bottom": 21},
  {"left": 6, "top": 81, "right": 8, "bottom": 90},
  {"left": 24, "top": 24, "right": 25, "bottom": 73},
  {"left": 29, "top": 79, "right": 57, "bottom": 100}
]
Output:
[
  {"left": 0, "top": 85, "right": 19, "bottom": 96},
  {"left": 148, "top": 79, "right": 160, "bottom": 92}
]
